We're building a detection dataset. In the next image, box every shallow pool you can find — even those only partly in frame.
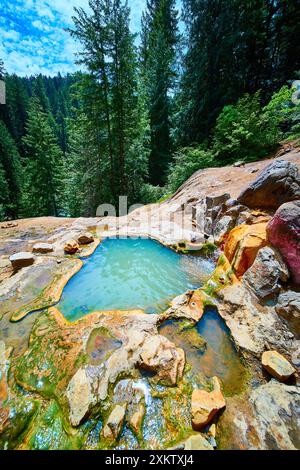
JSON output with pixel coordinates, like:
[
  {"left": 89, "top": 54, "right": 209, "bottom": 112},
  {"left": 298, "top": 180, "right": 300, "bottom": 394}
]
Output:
[
  {"left": 57, "top": 238, "right": 215, "bottom": 321},
  {"left": 159, "top": 307, "right": 246, "bottom": 394}
]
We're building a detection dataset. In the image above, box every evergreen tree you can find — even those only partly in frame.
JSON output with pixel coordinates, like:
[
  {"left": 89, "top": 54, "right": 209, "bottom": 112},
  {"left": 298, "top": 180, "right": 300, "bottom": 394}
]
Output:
[
  {"left": 22, "top": 98, "right": 65, "bottom": 217},
  {"left": 0, "top": 121, "right": 22, "bottom": 219},
  {"left": 69, "top": 0, "right": 148, "bottom": 210},
  {"left": 141, "top": 0, "right": 179, "bottom": 186},
  {"left": 177, "top": 0, "right": 300, "bottom": 147}
]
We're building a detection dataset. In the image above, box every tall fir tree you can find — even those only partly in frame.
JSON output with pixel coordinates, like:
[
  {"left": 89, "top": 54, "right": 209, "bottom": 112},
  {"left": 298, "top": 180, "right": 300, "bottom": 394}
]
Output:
[
  {"left": 141, "top": 0, "right": 179, "bottom": 186},
  {"left": 0, "top": 121, "right": 22, "bottom": 219},
  {"left": 22, "top": 98, "right": 65, "bottom": 217},
  {"left": 69, "top": 0, "right": 148, "bottom": 211},
  {"left": 177, "top": 0, "right": 300, "bottom": 147}
]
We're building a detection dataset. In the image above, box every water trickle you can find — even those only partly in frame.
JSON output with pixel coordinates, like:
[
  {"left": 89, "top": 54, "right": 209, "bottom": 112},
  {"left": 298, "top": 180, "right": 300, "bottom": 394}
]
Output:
[{"left": 57, "top": 237, "right": 215, "bottom": 321}]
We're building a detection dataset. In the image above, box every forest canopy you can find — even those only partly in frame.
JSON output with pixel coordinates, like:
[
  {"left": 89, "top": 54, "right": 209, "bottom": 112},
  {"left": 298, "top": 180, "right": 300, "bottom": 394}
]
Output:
[{"left": 0, "top": 0, "right": 300, "bottom": 220}]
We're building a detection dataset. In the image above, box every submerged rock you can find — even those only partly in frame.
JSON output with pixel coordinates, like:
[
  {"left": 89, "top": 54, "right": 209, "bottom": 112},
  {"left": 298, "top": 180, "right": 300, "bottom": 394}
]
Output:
[
  {"left": 32, "top": 243, "right": 54, "bottom": 254},
  {"left": 261, "top": 350, "right": 296, "bottom": 381},
  {"left": 191, "top": 377, "right": 226, "bottom": 430},
  {"left": 64, "top": 239, "right": 80, "bottom": 254},
  {"left": 102, "top": 404, "right": 127, "bottom": 442},
  {"left": 267, "top": 200, "right": 300, "bottom": 285},
  {"left": 9, "top": 252, "right": 35, "bottom": 270},
  {"left": 237, "top": 160, "right": 300, "bottom": 209},
  {"left": 77, "top": 232, "right": 94, "bottom": 245},
  {"left": 243, "top": 246, "right": 289, "bottom": 300}
]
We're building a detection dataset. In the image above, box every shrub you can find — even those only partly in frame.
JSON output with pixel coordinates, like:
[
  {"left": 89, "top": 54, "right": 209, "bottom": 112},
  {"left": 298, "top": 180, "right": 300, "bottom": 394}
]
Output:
[{"left": 167, "top": 146, "right": 214, "bottom": 193}]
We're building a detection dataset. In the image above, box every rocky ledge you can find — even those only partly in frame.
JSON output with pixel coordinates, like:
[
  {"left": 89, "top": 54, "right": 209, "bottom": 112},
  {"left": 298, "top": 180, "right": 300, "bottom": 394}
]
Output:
[{"left": 0, "top": 149, "right": 299, "bottom": 450}]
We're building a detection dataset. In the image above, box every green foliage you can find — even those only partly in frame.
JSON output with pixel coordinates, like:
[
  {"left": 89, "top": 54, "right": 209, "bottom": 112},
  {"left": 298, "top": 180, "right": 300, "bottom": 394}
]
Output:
[
  {"left": 139, "top": 183, "right": 167, "bottom": 204},
  {"left": 167, "top": 146, "right": 214, "bottom": 192},
  {"left": 213, "top": 87, "right": 294, "bottom": 164}
]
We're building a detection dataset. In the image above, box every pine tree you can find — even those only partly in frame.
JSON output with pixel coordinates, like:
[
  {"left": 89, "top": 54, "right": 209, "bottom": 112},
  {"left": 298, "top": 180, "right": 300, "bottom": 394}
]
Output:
[
  {"left": 0, "top": 121, "right": 22, "bottom": 219},
  {"left": 141, "top": 0, "right": 179, "bottom": 186},
  {"left": 22, "top": 98, "right": 65, "bottom": 217}
]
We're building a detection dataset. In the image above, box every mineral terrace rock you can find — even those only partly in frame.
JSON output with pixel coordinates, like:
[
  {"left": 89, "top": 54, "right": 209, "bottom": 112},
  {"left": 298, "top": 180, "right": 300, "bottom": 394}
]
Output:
[
  {"left": 184, "top": 434, "right": 214, "bottom": 450},
  {"left": 267, "top": 200, "right": 300, "bottom": 285},
  {"left": 191, "top": 377, "right": 226, "bottom": 430},
  {"left": 32, "top": 243, "right": 54, "bottom": 254},
  {"left": 102, "top": 404, "right": 127, "bottom": 441},
  {"left": 261, "top": 350, "right": 296, "bottom": 381},
  {"left": 224, "top": 223, "right": 267, "bottom": 278},
  {"left": 77, "top": 232, "right": 94, "bottom": 245},
  {"left": 9, "top": 252, "right": 35, "bottom": 270},
  {"left": 64, "top": 239, "right": 79, "bottom": 254},
  {"left": 138, "top": 335, "right": 185, "bottom": 386},
  {"left": 237, "top": 160, "right": 300, "bottom": 209},
  {"left": 243, "top": 246, "right": 289, "bottom": 300}
]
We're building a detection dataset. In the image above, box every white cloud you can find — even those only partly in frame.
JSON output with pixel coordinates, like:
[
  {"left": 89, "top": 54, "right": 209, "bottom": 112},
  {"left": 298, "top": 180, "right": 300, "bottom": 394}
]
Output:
[{"left": 1, "top": 30, "right": 20, "bottom": 41}]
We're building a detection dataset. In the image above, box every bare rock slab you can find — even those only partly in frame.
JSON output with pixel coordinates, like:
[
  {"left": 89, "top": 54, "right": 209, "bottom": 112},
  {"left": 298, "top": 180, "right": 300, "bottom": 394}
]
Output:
[
  {"left": 32, "top": 243, "right": 54, "bottom": 254},
  {"left": 9, "top": 252, "right": 35, "bottom": 269},
  {"left": 262, "top": 350, "right": 296, "bottom": 381},
  {"left": 191, "top": 377, "right": 226, "bottom": 430}
]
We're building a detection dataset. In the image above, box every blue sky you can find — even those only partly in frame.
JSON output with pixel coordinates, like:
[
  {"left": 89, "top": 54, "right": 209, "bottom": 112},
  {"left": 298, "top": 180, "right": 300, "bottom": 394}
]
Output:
[{"left": 0, "top": 0, "right": 182, "bottom": 77}]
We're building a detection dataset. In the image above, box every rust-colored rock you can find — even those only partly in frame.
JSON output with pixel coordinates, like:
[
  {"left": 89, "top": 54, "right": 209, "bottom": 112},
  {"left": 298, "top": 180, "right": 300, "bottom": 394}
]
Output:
[
  {"left": 224, "top": 223, "right": 267, "bottom": 278},
  {"left": 64, "top": 239, "right": 79, "bottom": 254},
  {"left": 77, "top": 232, "right": 94, "bottom": 245},
  {"left": 191, "top": 377, "right": 226, "bottom": 430}
]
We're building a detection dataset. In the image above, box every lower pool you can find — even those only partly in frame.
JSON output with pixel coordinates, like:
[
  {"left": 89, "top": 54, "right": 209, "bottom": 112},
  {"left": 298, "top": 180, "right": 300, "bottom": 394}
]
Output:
[{"left": 57, "top": 237, "right": 215, "bottom": 321}]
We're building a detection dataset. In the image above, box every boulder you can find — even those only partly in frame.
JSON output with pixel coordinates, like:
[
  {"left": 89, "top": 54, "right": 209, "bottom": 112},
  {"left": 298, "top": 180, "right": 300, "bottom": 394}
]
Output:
[
  {"left": 66, "top": 367, "right": 95, "bottom": 427},
  {"left": 129, "top": 403, "right": 145, "bottom": 435},
  {"left": 267, "top": 201, "right": 300, "bottom": 285},
  {"left": 64, "top": 239, "right": 79, "bottom": 254},
  {"left": 138, "top": 335, "right": 185, "bottom": 386},
  {"left": 32, "top": 243, "right": 54, "bottom": 254},
  {"left": 261, "top": 350, "right": 296, "bottom": 381},
  {"left": 243, "top": 247, "right": 289, "bottom": 300},
  {"left": 184, "top": 434, "right": 214, "bottom": 450},
  {"left": 77, "top": 232, "right": 94, "bottom": 245},
  {"left": 102, "top": 404, "right": 127, "bottom": 441},
  {"left": 9, "top": 252, "right": 35, "bottom": 270},
  {"left": 237, "top": 160, "right": 300, "bottom": 209},
  {"left": 191, "top": 376, "right": 226, "bottom": 430},
  {"left": 276, "top": 290, "right": 300, "bottom": 338},
  {"left": 224, "top": 223, "right": 267, "bottom": 278}
]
